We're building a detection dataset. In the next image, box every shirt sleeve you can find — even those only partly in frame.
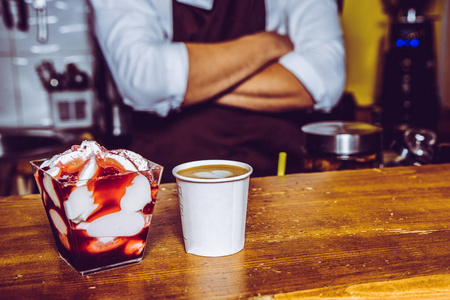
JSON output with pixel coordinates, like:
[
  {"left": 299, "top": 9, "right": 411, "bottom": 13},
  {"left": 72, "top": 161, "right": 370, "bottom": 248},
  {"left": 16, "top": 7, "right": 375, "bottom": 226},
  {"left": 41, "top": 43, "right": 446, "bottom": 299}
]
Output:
[
  {"left": 89, "top": 0, "right": 188, "bottom": 117},
  {"left": 276, "top": 0, "right": 346, "bottom": 112}
]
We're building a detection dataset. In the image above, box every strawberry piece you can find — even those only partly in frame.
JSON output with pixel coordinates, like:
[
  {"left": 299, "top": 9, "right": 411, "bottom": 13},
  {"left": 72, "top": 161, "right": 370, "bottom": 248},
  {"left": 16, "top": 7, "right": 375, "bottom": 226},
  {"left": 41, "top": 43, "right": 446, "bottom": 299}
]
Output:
[
  {"left": 123, "top": 239, "right": 145, "bottom": 256},
  {"left": 84, "top": 237, "right": 127, "bottom": 254}
]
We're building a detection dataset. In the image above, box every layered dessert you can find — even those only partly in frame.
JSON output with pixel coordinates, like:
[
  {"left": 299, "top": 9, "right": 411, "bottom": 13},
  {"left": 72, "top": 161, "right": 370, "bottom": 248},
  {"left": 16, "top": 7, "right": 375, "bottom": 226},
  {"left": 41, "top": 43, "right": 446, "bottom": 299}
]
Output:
[{"left": 31, "top": 141, "right": 163, "bottom": 275}]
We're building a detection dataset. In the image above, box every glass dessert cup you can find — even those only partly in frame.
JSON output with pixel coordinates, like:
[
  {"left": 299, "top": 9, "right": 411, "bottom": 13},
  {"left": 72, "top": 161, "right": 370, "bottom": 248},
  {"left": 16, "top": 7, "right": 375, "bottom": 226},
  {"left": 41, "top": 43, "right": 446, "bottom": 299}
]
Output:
[{"left": 30, "top": 158, "right": 163, "bottom": 275}]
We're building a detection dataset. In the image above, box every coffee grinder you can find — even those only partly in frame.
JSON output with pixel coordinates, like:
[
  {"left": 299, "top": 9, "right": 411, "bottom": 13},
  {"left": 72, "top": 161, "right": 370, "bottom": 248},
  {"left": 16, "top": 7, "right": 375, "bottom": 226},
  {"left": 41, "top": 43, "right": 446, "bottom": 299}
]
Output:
[{"left": 378, "top": 0, "right": 440, "bottom": 146}]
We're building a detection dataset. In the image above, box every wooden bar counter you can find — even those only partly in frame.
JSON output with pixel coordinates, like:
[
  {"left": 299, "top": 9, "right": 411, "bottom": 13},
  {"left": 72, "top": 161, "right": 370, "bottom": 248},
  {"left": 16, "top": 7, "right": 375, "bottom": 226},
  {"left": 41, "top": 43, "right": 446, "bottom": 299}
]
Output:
[{"left": 1, "top": 164, "right": 449, "bottom": 299}]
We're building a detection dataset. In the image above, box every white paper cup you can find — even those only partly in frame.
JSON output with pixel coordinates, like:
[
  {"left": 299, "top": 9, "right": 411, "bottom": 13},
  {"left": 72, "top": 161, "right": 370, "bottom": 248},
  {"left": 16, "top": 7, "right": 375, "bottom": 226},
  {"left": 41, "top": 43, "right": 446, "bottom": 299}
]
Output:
[{"left": 172, "top": 160, "right": 253, "bottom": 257}]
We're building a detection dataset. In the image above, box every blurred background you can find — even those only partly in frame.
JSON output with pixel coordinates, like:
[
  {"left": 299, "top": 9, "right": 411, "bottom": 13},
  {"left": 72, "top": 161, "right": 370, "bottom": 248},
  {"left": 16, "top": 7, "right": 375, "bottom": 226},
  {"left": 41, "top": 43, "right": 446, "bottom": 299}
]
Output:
[
  {"left": 343, "top": 0, "right": 448, "bottom": 109},
  {"left": 0, "top": 0, "right": 449, "bottom": 195},
  {"left": 342, "top": 0, "right": 449, "bottom": 139}
]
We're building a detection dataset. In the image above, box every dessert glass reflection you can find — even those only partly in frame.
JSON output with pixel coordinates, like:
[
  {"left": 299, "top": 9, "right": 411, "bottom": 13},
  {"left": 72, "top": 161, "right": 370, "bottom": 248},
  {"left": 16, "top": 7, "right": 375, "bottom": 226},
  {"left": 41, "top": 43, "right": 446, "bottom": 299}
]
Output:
[{"left": 30, "top": 141, "right": 163, "bottom": 275}]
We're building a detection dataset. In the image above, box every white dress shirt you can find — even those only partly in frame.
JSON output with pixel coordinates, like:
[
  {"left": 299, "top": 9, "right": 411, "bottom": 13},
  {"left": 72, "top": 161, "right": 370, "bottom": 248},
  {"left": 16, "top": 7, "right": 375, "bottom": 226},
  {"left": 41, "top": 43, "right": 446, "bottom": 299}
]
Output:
[{"left": 89, "top": 0, "right": 345, "bottom": 117}]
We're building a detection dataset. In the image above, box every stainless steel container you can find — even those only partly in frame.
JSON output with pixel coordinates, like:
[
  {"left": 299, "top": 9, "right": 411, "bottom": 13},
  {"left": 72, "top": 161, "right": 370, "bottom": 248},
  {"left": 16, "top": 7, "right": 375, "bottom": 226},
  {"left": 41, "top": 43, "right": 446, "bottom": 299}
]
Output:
[{"left": 301, "top": 121, "right": 383, "bottom": 172}]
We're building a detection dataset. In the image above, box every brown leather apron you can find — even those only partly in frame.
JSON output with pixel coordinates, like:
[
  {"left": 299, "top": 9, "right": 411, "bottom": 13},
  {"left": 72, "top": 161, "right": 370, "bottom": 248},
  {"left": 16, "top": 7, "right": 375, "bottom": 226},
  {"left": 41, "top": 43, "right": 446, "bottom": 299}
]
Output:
[{"left": 131, "top": 0, "right": 310, "bottom": 183}]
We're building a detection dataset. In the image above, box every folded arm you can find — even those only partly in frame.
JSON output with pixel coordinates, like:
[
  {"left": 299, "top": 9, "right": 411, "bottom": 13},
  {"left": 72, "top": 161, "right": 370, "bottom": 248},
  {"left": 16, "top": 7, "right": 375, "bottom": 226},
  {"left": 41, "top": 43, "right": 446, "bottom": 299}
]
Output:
[
  {"left": 214, "top": 62, "right": 314, "bottom": 112},
  {"left": 183, "top": 31, "right": 294, "bottom": 107}
]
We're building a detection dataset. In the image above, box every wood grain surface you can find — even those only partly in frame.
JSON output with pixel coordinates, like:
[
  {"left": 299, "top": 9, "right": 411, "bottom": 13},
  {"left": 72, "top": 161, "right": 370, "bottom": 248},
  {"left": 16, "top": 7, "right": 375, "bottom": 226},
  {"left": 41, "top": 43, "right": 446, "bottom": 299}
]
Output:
[{"left": 1, "top": 164, "right": 449, "bottom": 299}]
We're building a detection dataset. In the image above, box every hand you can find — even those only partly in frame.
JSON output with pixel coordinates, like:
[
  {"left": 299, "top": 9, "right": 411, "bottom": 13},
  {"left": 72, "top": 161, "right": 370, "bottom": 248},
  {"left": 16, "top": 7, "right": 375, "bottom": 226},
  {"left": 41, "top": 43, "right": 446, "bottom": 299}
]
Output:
[{"left": 256, "top": 31, "right": 294, "bottom": 61}]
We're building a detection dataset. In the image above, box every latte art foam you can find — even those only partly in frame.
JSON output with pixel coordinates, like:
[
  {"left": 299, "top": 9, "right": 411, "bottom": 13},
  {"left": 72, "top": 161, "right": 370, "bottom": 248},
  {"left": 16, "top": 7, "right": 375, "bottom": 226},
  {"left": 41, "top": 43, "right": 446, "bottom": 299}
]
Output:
[
  {"left": 193, "top": 170, "right": 233, "bottom": 179},
  {"left": 176, "top": 164, "right": 249, "bottom": 179}
]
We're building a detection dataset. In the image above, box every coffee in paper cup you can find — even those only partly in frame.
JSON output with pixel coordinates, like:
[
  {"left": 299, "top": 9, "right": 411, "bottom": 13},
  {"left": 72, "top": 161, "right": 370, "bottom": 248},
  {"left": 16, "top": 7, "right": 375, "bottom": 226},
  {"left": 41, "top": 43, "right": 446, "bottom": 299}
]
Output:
[{"left": 172, "top": 160, "right": 252, "bottom": 257}]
